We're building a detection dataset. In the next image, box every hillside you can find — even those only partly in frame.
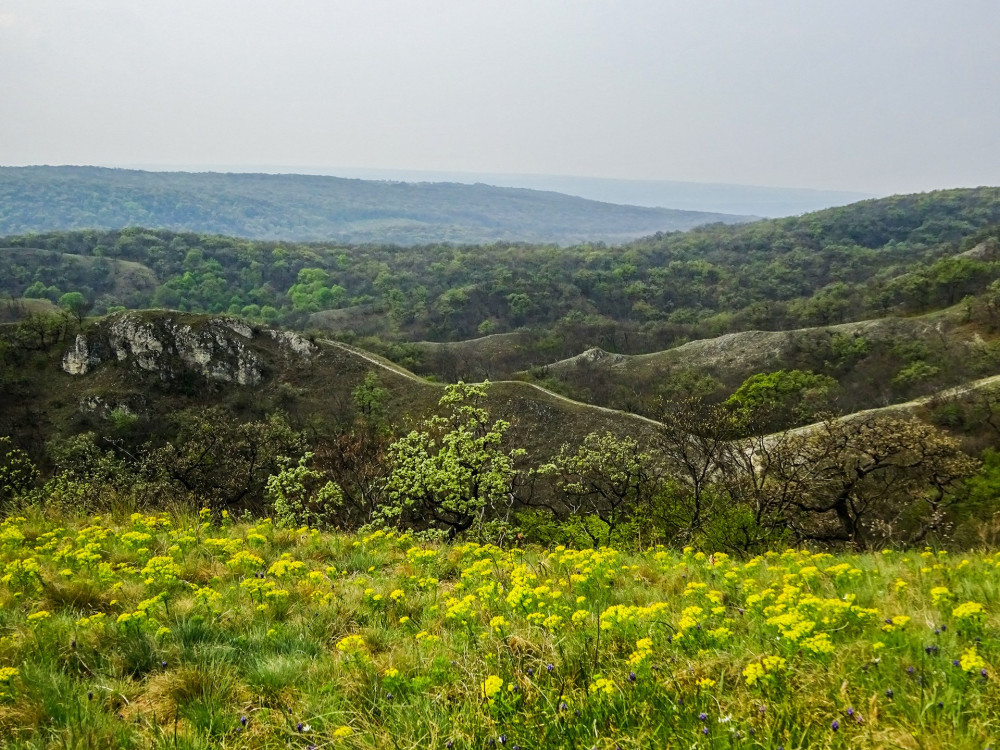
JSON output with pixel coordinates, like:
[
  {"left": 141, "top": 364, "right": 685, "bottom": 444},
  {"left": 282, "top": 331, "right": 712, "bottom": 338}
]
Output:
[
  {"left": 0, "top": 166, "right": 749, "bottom": 246},
  {"left": 2, "top": 187, "right": 999, "bottom": 345},
  {"left": 0, "top": 311, "right": 660, "bottom": 473}
]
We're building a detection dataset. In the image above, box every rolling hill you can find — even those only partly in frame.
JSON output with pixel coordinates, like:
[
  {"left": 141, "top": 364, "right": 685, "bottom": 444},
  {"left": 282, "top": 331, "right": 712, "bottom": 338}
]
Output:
[{"left": 0, "top": 166, "right": 751, "bottom": 245}]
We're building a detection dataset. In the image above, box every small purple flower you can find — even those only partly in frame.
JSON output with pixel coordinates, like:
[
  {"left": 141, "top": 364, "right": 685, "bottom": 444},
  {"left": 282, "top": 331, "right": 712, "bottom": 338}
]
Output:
[
  {"left": 831, "top": 720, "right": 839, "bottom": 731},
  {"left": 885, "top": 688, "right": 894, "bottom": 699},
  {"left": 699, "top": 712, "right": 708, "bottom": 721},
  {"left": 953, "top": 660, "right": 961, "bottom": 668},
  {"left": 498, "top": 735, "right": 506, "bottom": 745},
  {"left": 386, "top": 692, "right": 393, "bottom": 700},
  {"left": 907, "top": 666, "right": 915, "bottom": 675},
  {"left": 701, "top": 726, "right": 709, "bottom": 736},
  {"left": 940, "top": 625, "right": 947, "bottom": 632},
  {"left": 546, "top": 663, "right": 554, "bottom": 673},
  {"left": 446, "top": 742, "right": 453, "bottom": 749},
  {"left": 240, "top": 716, "right": 247, "bottom": 727},
  {"left": 982, "top": 668, "right": 989, "bottom": 679},
  {"left": 527, "top": 667, "right": 534, "bottom": 677},
  {"left": 628, "top": 671, "right": 637, "bottom": 683},
  {"left": 161, "top": 661, "right": 167, "bottom": 668},
  {"left": 846, "top": 708, "right": 854, "bottom": 717},
  {"left": 937, "top": 701, "right": 944, "bottom": 709},
  {"left": 87, "top": 691, "right": 93, "bottom": 701}
]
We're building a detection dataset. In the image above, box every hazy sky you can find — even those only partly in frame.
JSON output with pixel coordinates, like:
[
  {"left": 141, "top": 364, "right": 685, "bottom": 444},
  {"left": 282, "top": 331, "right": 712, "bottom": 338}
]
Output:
[{"left": 1, "top": 1, "right": 998, "bottom": 194}]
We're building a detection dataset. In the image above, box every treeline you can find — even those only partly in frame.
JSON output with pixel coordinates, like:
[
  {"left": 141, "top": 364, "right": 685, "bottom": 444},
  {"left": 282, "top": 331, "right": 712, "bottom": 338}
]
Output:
[
  {"left": 4, "top": 380, "right": 999, "bottom": 554},
  {"left": 1, "top": 188, "right": 999, "bottom": 356}
]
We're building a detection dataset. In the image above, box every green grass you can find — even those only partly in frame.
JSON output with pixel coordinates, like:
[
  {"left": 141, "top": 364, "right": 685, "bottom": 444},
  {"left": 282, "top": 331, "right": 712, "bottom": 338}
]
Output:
[{"left": 0, "top": 508, "right": 997, "bottom": 748}]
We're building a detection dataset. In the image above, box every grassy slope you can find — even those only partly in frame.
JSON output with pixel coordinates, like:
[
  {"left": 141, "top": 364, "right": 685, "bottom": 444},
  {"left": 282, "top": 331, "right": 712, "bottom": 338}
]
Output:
[
  {"left": 517, "top": 305, "right": 998, "bottom": 415},
  {"left": 0, "top": 509, "right": 996, "bottom": 748},
  {"left": 0, "top": 311, "right": 661, "bottom": 467}
]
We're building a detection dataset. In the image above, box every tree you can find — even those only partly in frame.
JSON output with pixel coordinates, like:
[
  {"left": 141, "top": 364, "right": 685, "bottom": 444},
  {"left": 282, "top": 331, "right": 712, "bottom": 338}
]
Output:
[
  {"left": 538, "top": 431, "right": 659, "bottom": 548},
  {"left": 0, "top": 436, "right": 37, "bottom": 508},
  {"left": 376, "top": 382, "right": 523, "bottom": 540},
  {"left": 58, "top": 291, "right": 93, "bottom": 324},
  {"left": 768, "top": 415, "right": 978, "bottom": 549},
  {"left": 727, "top": 369, "right": 838, "bottom": 431},
  {"left": 652, "top": 398, "right": 747, "bottom": 542},
  {"left": 149, "top": 409, "right": 306, "bottom": 511}
]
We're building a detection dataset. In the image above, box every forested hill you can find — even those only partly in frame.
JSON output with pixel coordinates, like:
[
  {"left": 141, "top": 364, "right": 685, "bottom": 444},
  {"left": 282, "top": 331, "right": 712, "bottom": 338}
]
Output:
[
  {"left": 2, "top": 187, "right": 999, "bottom": 349},
  {"left": 0, "top": 166, "right": 750, "bottom": 245}
]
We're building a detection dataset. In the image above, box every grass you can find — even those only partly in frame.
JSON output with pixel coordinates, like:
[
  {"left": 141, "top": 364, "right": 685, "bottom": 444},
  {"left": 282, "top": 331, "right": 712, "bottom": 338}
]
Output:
[{"left": 0, "top": 508, "right": 997, "bottom": 748}]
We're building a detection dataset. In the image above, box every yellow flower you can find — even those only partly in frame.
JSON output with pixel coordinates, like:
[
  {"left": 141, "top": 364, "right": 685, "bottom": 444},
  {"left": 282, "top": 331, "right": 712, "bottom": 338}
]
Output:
[
  {"left": 336, "top": 634, "right": 367, "bottom": 654},
  {"left": 481, "top": 675, "right": 504, "bottom": 699},
  {"left": 333, "top": 726, "right": 353, "bottom": 738},
  {"left": 960, "top": 646, "right": 986, "bottom": 673},
  {"left": 952, "top": 601, "right": 985, "bottom": 622}
]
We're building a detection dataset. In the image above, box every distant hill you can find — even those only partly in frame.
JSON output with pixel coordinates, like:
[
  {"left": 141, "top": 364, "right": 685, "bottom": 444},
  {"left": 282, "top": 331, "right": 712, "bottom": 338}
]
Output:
[
  {"left": 317, "top": 167, "right": 875, "bottom": 217},
  {"left": 0, "top": 166, "right": 752, "bottom": 245}
]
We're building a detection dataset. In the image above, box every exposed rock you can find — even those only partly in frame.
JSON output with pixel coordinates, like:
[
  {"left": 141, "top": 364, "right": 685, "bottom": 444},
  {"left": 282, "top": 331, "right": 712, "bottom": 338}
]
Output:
[
  {"left": 266, "top": 329, "right": 318, "bottom": 358},
  {"left": 62, "top": 312, "right": 264, "bottom": 385},
  {"left": 62, "top": 334, "right": 96, "bottom": 375}
]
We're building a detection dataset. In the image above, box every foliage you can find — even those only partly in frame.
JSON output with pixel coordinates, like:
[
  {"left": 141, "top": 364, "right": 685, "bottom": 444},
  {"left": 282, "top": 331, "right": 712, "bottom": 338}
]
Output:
[
  {"left": 0, "top": 436, "right": 36, "bottom": 506},
  {"left": 726, "top": 369, "right": 838, "bottom": 429},
  {"left": 376, "top": 382, "right": 524, "bottom": 540},
  {"left": 265, "top": 453, "right": 343, "bottom": 529},
  {"left": 2, "top": 188, "right": 999, "bottom": 352},
  {"left": 538, "top": 432, "right": 659, "bottom": 547}
]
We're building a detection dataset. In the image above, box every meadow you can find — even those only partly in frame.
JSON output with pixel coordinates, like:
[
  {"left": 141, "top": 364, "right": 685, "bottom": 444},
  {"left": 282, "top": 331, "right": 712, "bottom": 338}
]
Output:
[{"left": 0, "top": 508, "right": 996, "bottom": 749}]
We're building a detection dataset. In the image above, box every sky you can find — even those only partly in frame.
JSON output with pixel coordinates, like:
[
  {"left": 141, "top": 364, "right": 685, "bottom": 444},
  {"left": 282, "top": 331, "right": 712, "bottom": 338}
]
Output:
[{"left": 0, "top": 0, "right": 998, "bottom": 195}]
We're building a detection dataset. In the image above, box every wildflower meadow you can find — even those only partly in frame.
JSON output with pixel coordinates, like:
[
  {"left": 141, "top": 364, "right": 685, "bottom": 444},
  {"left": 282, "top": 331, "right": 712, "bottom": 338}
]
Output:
[{"left": 0, "top": 508, "right": 996, "bottom": 748}]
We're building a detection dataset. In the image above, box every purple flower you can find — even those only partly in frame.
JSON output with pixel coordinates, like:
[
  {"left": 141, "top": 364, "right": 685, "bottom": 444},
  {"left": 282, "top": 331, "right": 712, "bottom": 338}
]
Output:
[
  {"left": 546, "top": 663, "right": 554, "bottom": 673},
  {"left": 240, "top": 716, "right": 247, "bottom": 727},
  {"left": 831, "top": 720, "right": 839, "bottom": 731},
  {"left": 559, "top": 701, "right": 567, "bottom": 711},
  {"left": 628, "top": 671, "right": 637, "bottom": 683},
  {"left": 953, "top": 660, "right": 961, "bottom": 668},
  {"left": 982, "top": 668, "right": 989, "bottom": 679},
  {"left": 701, "top": 727, "right": 709, "bottom": 736},
  {"left": 907, "top": 666, "right": 915, "bottom": 675},
  {"left": 699, "top": 712, "right": 708, "bottom": 721},
  {"left": 885, "top": 688, "right": 894, "bottom": 699},
  {"left": 498, "top": 735, "right": 506, "bottom": 745},
  {"left": 161, "top": 661, "right": 167, "bottom": 668},
  {"left": 846, "top": 708, "right": 854, "bottom": 717}
]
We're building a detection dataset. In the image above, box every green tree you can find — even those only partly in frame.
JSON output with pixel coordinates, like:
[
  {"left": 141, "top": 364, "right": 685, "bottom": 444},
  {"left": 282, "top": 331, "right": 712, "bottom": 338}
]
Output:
[
  {"left": 727, "top": 369, "right": 838, "bottom": 429},
  {"left": 376, "top": 382, "right": 523, "bottom": 540},
  {"left": 538, "top": 431, "right": 659, "bottom": 548},
  {"left": 58, "top": 291, "right": 93, "bottom": 324}
]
